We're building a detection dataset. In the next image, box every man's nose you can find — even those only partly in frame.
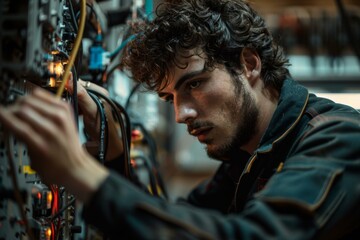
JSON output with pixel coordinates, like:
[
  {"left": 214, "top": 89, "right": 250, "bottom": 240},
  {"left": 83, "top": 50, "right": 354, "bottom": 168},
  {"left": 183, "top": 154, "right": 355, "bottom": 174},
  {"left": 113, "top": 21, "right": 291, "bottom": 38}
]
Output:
[{"left": 174, "top": 101, "right": 197, "bottom": 124}]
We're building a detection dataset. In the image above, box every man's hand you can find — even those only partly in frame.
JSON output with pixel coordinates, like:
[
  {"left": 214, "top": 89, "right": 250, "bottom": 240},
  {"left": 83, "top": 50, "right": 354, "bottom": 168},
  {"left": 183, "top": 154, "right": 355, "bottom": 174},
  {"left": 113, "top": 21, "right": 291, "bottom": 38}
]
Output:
[
  {"left": 67, "top": 78, "right": 124, "bottom": 161},
  {"left": 0, "top": 88, "right": 109, "bottom": 203}
]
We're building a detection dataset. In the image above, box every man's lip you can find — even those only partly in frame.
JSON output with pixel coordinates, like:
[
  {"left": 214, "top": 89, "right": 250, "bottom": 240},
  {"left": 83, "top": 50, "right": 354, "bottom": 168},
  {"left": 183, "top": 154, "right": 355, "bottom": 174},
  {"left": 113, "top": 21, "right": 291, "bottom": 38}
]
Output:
[{"left": 190, "top": 127, "right": 212, "bottom": 137}]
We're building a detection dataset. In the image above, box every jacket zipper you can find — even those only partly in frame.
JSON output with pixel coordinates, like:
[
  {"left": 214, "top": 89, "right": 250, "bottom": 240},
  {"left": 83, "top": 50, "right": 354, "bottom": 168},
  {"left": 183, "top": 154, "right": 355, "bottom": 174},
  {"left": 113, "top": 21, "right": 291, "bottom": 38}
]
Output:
[{"left": 233, "top": 93, "right": 309, "bottom": 211}]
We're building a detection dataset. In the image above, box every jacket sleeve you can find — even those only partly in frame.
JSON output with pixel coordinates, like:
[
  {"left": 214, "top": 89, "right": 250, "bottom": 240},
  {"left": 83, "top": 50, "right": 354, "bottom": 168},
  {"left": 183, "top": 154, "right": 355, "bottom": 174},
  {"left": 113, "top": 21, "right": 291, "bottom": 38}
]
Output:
[{"left": 82, "top": 118, "right": 360, "bottom": 240}]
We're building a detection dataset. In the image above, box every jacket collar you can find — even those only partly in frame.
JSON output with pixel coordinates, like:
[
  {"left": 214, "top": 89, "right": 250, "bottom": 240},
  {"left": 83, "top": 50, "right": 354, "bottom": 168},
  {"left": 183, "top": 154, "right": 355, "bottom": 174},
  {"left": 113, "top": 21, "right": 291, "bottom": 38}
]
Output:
[{"left": 257, "top": 78, "right": 309, "bottom": 153}]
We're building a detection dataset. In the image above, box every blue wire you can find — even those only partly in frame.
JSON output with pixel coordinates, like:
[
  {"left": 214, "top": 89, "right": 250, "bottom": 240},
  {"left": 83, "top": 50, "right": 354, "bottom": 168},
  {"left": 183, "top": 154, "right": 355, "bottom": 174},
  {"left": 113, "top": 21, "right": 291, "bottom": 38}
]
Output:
[
  {"left": 145, "top": 0, "right": 154, "bottom": 21},
  {"left": 107, "top": 34, "right": 137, "bottom": 59}
]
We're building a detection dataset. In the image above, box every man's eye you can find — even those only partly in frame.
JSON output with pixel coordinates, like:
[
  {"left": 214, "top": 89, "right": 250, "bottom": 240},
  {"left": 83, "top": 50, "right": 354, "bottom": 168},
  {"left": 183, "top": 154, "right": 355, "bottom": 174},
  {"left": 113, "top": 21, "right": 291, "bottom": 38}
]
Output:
[
  {"left": 189, "top": 81, "right": 201, "bottom": 89},
  {"left": 161, "top": 97, "right": 173, "bottom": 104}
]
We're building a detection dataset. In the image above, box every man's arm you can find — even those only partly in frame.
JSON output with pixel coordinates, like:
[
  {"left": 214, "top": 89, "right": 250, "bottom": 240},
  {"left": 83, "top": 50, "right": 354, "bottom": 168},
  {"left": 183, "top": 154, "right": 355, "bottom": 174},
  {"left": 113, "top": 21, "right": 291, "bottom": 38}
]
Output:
[
  {"left": 81, "top": 116, "right": 360, "bottom": 239},
  {"left": 0, "top": 88, "right": 109, "bottom": 203}
]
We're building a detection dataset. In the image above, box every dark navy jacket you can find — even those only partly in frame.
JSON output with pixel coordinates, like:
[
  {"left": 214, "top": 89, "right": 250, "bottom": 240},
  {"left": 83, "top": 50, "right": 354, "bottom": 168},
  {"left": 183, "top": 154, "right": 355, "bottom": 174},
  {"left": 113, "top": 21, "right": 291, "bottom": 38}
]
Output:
[{"left": 83, "top": 78, "right": 360, "bottom": 239}]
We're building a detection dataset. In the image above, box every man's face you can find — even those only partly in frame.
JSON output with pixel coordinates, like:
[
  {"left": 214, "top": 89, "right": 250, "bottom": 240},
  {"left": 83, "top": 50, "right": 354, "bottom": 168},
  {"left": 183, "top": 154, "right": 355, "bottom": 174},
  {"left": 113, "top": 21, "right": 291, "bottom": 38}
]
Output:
[{"left": 158, "top": 55, "right": 259, "bottom": 160}]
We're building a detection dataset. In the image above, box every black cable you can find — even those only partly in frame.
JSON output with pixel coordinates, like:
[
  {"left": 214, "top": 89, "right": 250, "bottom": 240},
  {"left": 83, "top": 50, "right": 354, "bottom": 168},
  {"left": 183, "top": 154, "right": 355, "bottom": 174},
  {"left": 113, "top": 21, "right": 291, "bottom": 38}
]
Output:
[
  {"left": 85, "top": 90, "right": 166, "bottom": 198},
  {"left": 72, "top": 67, "right": 79, "bottom": 130},
  {"left": 124, "top": 82, "right": 168, "bottom": 198},
  {"left": 111, "top": 100, "right": 132, "bottom": 147},
  {"left": 76, "top": 2, "right": 98, "bottom": 33},
  {"left": 133, "top": 155, "right": 159, "bottom": 197},
  {"left": 76, "top": 3, "right": 97, "bottom": 21},
  {"left": 132, "top": 122, "right": 168, "bottom": 199},
  {"left": 335, "top": 0, "right": 360, "bottom": 66},
  {"left": 87, "top": 92, "right": 108, "bottom": 164},
  {"left": 70, "top": 0, "right": 83, "bottom": 79},
  {"left": 67, "top": 0, "right": 78, "bottom": 31},
  {"left": 86, "top": 89, "right": 132, "bottom": 180},
  {"left": 50, "top": 198, "right": 76, "bottom": 221},
  {"left": 76, "top": 41, "right": 83, "bottom": 79},
  {"left": 87, "top": 89, "right": 131, "bottom": 147}
]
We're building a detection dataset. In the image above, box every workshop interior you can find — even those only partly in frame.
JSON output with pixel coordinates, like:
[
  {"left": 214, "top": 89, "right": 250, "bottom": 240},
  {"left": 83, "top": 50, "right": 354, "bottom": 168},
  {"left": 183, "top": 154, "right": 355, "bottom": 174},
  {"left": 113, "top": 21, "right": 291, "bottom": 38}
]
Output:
[{"left": 0, "top": 0, "right": 359, "bottom": 239}]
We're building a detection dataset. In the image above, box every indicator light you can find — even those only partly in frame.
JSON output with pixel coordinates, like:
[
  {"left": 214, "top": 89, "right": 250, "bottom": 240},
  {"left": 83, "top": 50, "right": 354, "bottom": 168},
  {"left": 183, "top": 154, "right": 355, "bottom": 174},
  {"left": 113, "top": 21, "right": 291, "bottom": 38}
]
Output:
[
  {"left": 37, "top": 192, "right": 42, "bottom": 200},
  {"left": 45, "top": 227, "right": 52, "bottom": 240},
  {"left": 46, "top": 191, "right": 53, "bottom": 209},
  {"left": 131, "top": 129, "right": 144, "bottom": 142}
]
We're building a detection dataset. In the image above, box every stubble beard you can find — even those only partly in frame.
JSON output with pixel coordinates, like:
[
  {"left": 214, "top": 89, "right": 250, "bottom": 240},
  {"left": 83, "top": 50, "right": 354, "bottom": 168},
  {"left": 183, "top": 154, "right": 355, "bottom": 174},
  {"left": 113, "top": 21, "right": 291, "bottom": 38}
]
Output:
[{"left": 206, "top": 81, "right": 259, "bottom": 161}]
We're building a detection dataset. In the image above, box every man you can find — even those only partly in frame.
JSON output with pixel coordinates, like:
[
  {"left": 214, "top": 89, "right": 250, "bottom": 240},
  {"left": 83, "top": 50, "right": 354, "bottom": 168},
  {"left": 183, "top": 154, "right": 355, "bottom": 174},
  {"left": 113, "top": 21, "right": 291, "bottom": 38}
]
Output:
[{"left": 1, "top": 0, "right": 360, "bottom": 239}]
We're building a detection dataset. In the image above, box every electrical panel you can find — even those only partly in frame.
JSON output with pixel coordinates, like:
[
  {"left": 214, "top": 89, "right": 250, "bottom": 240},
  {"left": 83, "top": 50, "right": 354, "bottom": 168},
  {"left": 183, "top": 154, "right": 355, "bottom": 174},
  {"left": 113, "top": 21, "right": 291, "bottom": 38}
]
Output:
[
  {"left": 1, "top": 0, "right": 84, "bottom": 239},
  {"left": 0, "top": 0, "right": 168, "bottom": 239}
]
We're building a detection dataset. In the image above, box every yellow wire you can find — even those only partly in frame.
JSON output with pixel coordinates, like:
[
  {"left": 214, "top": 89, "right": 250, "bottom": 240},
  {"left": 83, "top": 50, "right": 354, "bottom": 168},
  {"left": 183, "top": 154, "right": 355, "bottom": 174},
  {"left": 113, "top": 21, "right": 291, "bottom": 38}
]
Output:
[{"left": 56, "top": 0, "right": 87, "bottom": 98}]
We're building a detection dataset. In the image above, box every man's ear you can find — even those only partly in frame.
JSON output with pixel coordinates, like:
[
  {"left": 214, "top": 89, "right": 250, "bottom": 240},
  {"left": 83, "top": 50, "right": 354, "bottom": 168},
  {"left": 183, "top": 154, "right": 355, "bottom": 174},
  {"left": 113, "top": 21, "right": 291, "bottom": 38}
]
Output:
[{"left": 241, "top": 48, "right": 261, "bottom": 85}]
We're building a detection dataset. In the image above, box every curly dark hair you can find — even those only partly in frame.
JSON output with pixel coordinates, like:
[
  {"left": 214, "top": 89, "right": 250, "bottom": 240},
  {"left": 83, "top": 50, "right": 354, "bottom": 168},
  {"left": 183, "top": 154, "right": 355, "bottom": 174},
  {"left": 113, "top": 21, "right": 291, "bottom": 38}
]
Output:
[{"left": 121, "top": 0, "right": 290, "bottom": 93}]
